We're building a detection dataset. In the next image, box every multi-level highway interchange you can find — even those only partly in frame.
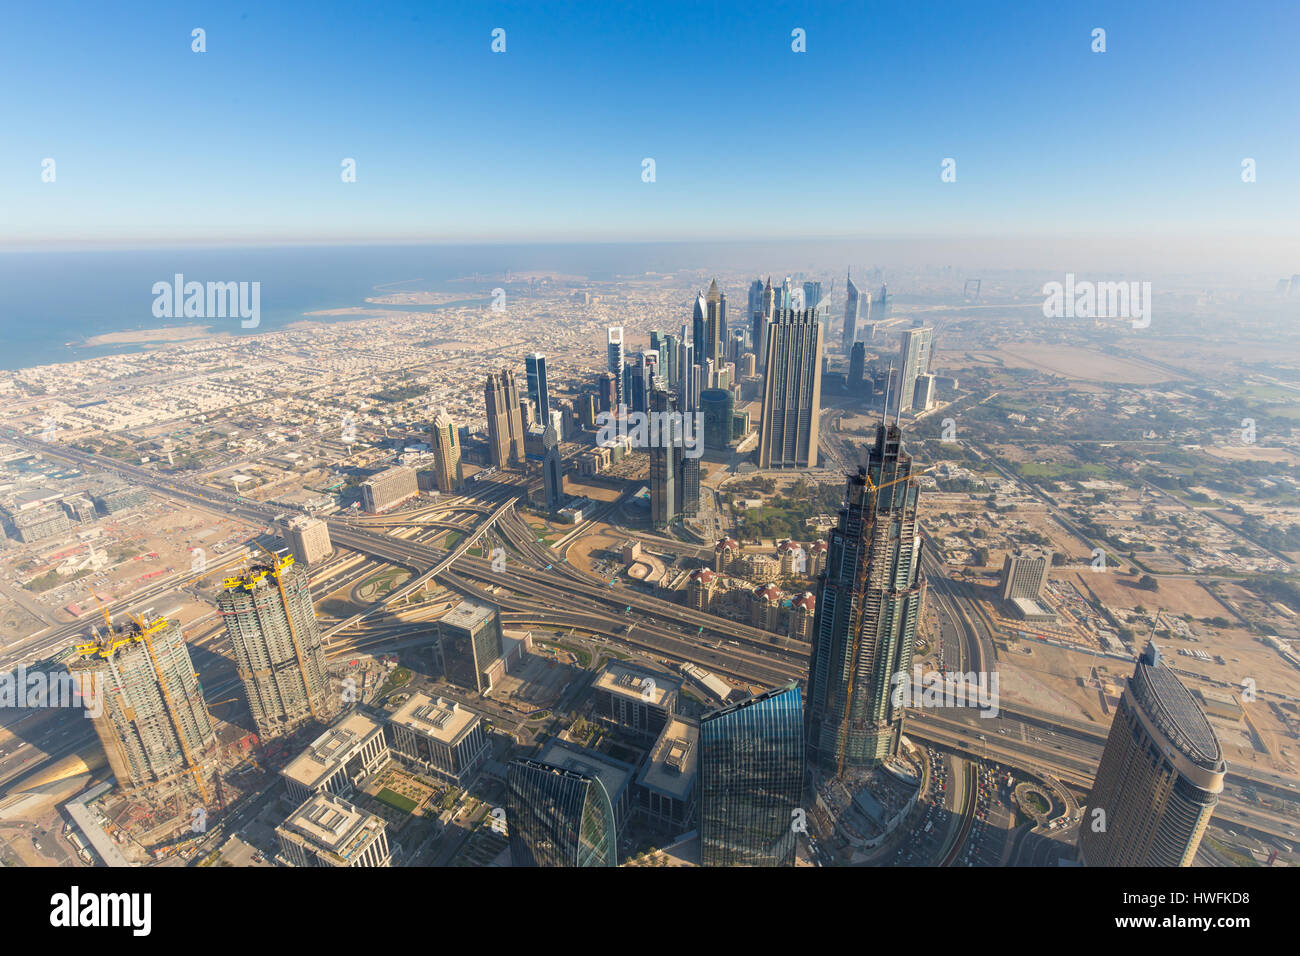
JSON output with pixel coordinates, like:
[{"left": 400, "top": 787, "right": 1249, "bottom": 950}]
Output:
[{"left": 1, "top": 272, "right": 1298, "bottom": 867}]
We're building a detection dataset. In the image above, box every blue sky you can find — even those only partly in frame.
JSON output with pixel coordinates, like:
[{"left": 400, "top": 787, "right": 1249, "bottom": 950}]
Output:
[{"left": 2, "top": 0, "right": 1297, "bottom": 245}]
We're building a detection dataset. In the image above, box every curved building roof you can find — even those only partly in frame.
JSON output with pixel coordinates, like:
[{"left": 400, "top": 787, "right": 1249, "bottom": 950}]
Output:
[{"left": 1131, "top": 651, "right": 1224, "bottom": 771}]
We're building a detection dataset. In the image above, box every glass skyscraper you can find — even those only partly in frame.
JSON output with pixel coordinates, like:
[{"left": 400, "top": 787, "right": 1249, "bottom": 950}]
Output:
[
  {"left": 699, "top": 682, "right": 805, "bottom": 867},
  {"left": 506, "top": 758, "right": 617, "bottom": 867},
  {"left": 525, "top": 352, "right": 550, "bottom": 421}
]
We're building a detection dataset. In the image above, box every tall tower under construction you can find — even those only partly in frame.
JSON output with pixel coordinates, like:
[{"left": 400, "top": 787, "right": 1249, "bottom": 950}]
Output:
[
  {"left": 67, "top": 614, "right": 217, "bottom": 795},
  {"left": 805, "top": 423, "right": 925, "bottom": 772},
  {"left": 218, "top": 554, "right": 333, "bottom": 742}
]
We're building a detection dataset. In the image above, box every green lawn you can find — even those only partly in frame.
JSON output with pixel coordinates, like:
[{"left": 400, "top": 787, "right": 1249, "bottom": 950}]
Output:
[{"left": 376, "top": 788, "right": 418, "bottom": 813}]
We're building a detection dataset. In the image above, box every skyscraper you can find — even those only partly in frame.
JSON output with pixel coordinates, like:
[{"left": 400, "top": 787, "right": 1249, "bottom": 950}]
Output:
[
  {"left": 502, "top": 367, "right": 525, "bottom": 465},
  {"left": 896, "top": 327, "right": 933, "bottom": 415},
  {"left": 699, "top": 682, "right": 805, "bottom": 867},
  {"left": 607, "top": 327, "right": 625, "bottom": 409},
  {"left": 507, "top": 758, "right": 617, "bottom": 867},
  {"left": 747, "top": 278, "right": 764, "bottom": 328},
  {"left": 1078, "top": 643, "right": 1226, "bottom": 867},
  {"left": 848, "top": 341, "right": 866, "bottom": 394},
  {"left": 431, "top": 407, "right": 463, "bottom": 493},
  {"left": 705, "top": 278, "right": 726, "bottom": 363},
  {"left": 627, "top": 352, "right": 648, "bottom": 414},
  {"left": 752, "top": 276, "right": 777, "bottom": 374},
  {"left": 597, "top": 371, "right": 617, "bottom": 414},
  {"left": 484, "top": 372, "right": 512, "bottom": 470},
  {"left": 525, "top": 352, "right": 550, "bottom": 421},
  {"left": 700, "top": 388, "right": 735, "bottom": 451},
  {"left": 842, "top": 270, "right": 861, "bottom": 352},
  {"left": 806, "top": 424, "right": 924, "bottom": 772},
  {"left": 218, "top": 554, "right": 333, "bottom": 741},
  {"left": 68, "top": 614, "right": 217, "bottom": 793},
  {"left": 439, "top": 599, "right": 503, "bottom": 695},
  {"left": 648, "top": 385, "right": 677, "bottom": 529},
  {"left": 542, "top": 422, "right": 564, "bottom": 512},
  {"left": 802, "top": 281, "right": 822, "bottom": 313},
  {"left": 663, "top": 332, "right": 679, "bottom": 388},
  {"left": 678, "top": 456, "right": 700, "bottom": 517},
  {"left": 677, "top": 333, "right": 696, "bottom": 413},
  {"left": 692, "top": 292, "right": 707, "bottom": 362},
  {"left": 758, "top": 308, "right": 823, "bottom": 469}
]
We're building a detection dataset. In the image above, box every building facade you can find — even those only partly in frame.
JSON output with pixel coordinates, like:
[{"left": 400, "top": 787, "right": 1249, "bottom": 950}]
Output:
[
  {"left": 758, "top": 309, "right": 823, "bottom": 469},
  {"left": 506, "top": 758, "right": 618, "bottom": 867}
]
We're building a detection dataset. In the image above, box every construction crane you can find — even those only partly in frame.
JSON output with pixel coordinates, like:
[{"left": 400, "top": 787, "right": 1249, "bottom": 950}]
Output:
[{"left": 835, "top": 461, "right": 934, "bottom": 780}]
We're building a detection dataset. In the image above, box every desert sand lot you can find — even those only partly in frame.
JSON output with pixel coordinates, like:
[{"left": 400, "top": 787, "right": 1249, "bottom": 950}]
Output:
[
  {"left": 1205, "top": 445, "right": 1300, "bottom": 466},
  {"left": 1068, "top": 570, "right": 1228, "bottom": 617},
  {"left": 993, "top": 344, "right": 1178, "bottom": 384}
]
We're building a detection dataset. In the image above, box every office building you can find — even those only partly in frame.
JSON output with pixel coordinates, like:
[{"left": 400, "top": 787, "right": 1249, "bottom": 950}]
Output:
[
  {"left": 758, "top": 308, "right": 824, "bottom": 469},
  {"left": 1078, "top": 643, "right": 1226, "bottom": 867},
  {"left": 678, "top": 335, "right": 697, "bottom": 413},
  {"left": 67, "top": 615, "right": 217, "bottom": 792},
  {"left": 439, "top": 599, "right": 503, "bottom": 694},
  {"left": 501, "top": 367, "right": 526, "bottom": 464},
  {"left": 607, "top": 327, "right": 625, "bottom": 409},
  {"left": 592, "top": 660, "right": 680, "bottom": 740},
  {"left": 752, "top": 276, "right": 777, "bottom": 373},
  {"left": 699, "top": 682, "right": 805, "bottom": 867},
  {"left": 506, "top": 758, "right": 618, "bottom": 867},
  {"left": 700, "top": 388, "right": 734, "bottom": 451},
  {"left": 635, "top": 716, "right": 699, "bottom": 831},
  {"left": 278, "top": 514, "right": 332, "bottom": 566},
  {"left": 678, "top": 456, "right": 700, "bottom": 517},
  {"left": 1001, "top": 550, "right": 1051, "bottom": 601},
  {"left": 485, "top": 372, "right": 513, "bottom": 469},
  {"left": 277, "top": 792, "right": 391, "bottom": 867},
  {"left": 806, "top": 424, "right": 924, "bottom": 772},
  {"left": 896, "top": 327, "right": 933, "bottom": 415},
  {"left": 912, "top": 372, "right": 936, "bottom": 411},
  {"left": 663, "top": 332, "right": 679, "bottom": 388},
  {"left": 218, "top": 554, "right": 333, "bottom": 741},
  {"left": 525, "top": 352, "right": 550, "bottom": 421},
  {"left": 848, "top": 342, "right": 866, "bottom": 394},
  {"left": 648, "top": 385, "right": 677, "bottom": 528},
  {"left": 597, "top": 371, "right": 617, "bottom": 414},
  {"left": 542, "top": 422, "right": 564, "bottom": 512},
  {"left": 430, "top": 408, "right": 463, "bottom": 493},
  {"left": 360, "top": 465, "right": 418, "bottom": 513},
  {"left": 281, "top": 711, "right": 389, "bottom": 804},
  {"left": 386, "top": 693, "right": 490, "bottom": 786},
  {"left": 843, "top": 270, "right": 867, "bottom": 352}
]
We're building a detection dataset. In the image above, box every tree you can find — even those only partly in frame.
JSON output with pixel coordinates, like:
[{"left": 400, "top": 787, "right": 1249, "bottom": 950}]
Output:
[{"left": 1137, "top": 575, "right": 1158, "bottom": 591}]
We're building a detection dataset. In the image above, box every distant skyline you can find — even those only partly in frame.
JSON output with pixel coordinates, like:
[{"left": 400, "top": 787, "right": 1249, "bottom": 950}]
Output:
[{"left": 3, "top": 0, "right": 1297, "bottom": 259}]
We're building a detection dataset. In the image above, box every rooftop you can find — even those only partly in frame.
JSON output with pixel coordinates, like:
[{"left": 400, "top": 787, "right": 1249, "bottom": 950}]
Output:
[
  {"left": 389, "top": 693, "right": 480, "bottom": 744},
  {"left": 594, "top": 660, "right": 679, "bottom": 708},
  {"left": 1131, "top": 653, "right": 1225, "bottom": 771},
  {"left": 537, "top": 739, "right": 634, "bottom": 805},
  {"left": 279, "top": 792, "right": 385, "bottom": 860},
  {"left": 439, "top": 598, "right": 497, "bottom": 633},
  {"left": 282, "top": 712, "right": 383, "bottom": 789},
  {"left": 637, "top": 717, "right": 699, "bottom": 802}
]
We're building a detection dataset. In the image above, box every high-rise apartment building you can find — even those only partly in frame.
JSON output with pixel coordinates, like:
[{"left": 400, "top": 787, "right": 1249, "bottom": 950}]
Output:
[
  {"left": 218, "top": 555, "right": 333, "bottom": 740},
  {"left": 607, "top": 327, "right": 625, "bottom": 409},
  {"left": 758, "top": 308, "right": 823, "bottom": 469},
  {"left": 430, "top": 408, "right": 463, "bottom": 493},
  {"left": 896, "top": 327, "right": 933, "bottom": 415},
  {"left": 806, "top": 424, "right": 924, "bottom": 772},
  {"left": 699, "top": 682, "right": 805, "bottom": 867},
  {"left": 67, "top": 615, "right": 217, "bottom": 792},
  {"left": 507, "top": 758, "right": 618, "bottom": 867},
  {"left": 1078, "top": 643, "right": 1226, "bottom": 867}
]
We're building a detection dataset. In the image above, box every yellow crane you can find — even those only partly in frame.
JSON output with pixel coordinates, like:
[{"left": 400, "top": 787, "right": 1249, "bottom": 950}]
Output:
[
  {"left": 246, "top": 543, "right": 324, "bottom": 723},
  {"left": 836, "top": 462, "right": 934, "bottom": 780}
]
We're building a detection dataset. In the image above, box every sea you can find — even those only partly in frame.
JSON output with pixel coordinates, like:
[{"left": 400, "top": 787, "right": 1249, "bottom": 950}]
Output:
[{"left": 0, "top": 241, "right": 835, "bottom": 372}]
